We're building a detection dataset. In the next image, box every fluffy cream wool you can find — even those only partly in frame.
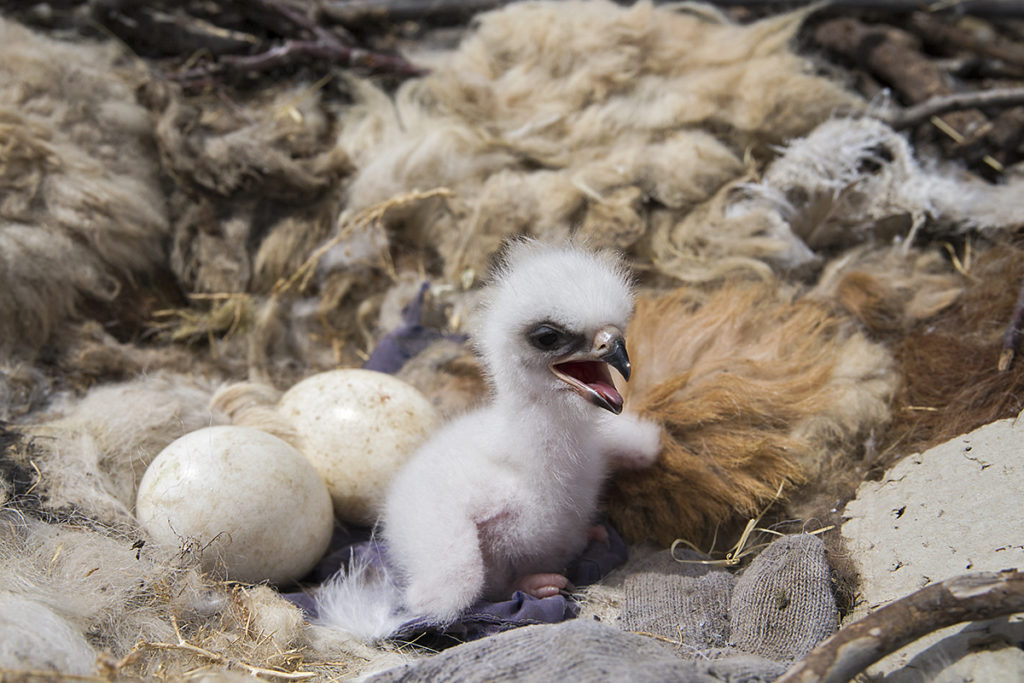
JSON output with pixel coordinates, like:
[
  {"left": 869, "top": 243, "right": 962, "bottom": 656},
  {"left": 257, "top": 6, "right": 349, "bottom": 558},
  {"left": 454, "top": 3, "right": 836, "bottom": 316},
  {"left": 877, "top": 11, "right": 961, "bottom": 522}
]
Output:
[
  {"left": 335, "top": 0, "right": 860, "bottom": 284},
  {"left": 725, "top": 117, "right": 1024, "bottom": 257},
  {"left": 1, "top": 375, "right": 414, "bottom": 678},
  {"left": 0, "top": 19, "right": 168, "bottom": 361}
]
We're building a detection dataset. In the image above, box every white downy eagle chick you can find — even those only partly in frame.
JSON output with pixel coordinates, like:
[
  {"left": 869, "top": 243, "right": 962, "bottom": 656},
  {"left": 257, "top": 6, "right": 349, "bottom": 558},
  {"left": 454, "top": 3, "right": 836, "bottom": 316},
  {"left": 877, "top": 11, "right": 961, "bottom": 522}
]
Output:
[{"left": 318, "top": 240, "right": 661, "bottom": 636}]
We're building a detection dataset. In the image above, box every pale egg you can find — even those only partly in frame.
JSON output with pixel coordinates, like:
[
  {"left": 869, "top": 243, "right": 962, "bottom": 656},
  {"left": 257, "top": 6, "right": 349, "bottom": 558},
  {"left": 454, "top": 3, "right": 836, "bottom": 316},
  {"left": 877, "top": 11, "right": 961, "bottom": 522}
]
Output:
[
  {"left": 136, "top": 426, "right": 333, "bottom": 585},
  {"left": 278, "top": 369, "right": 439, "bottom": 524}
]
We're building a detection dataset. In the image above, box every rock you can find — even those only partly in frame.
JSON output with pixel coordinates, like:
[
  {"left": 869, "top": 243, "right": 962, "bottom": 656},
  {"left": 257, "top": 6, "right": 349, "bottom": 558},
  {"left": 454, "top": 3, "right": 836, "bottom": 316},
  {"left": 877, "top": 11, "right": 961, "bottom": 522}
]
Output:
[{"left": 841, "top": 412, "right": 1024, "bottom": 680}]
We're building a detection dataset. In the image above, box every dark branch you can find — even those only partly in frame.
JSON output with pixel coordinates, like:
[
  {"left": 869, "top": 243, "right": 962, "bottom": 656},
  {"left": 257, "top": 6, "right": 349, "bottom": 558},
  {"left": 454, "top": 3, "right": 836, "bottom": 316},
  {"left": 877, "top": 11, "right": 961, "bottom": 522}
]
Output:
[
  {"left": 166, "top": 0, "right": 426, "bottom": 87},
  {"left": 777, "top": 569, "right": 1024, "bottom": 683},
  {"left": 999, "top": 276, "right": 1024, "bottom": 372},
  {"left": 687, "top": 0, "right": 1024, "bottom": 17},
  {"left": 909, "top": 12, "right": 1024, "bottom": 68},
  {"left": 318, "top": 0, "right": 1024, "bottom": 25},
  {"left": 222, "top": 39, "right": 421, "bottom": 76},
  {"left": 883, "top": 87, "right": 1024, "bottom": 129},
  {"left": 321, "top": 0, "right": 505, "bottom": 28},
  {"left": 235, "top": 0, "right": 356, "bottom": 46}
]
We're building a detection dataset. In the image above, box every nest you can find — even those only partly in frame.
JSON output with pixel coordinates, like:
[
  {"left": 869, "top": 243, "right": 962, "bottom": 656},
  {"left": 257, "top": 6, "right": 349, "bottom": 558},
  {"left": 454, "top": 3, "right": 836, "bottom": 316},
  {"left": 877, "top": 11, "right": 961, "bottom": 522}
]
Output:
[{"left": 1, "top": 0, "right": 1023, "bottom": 678}]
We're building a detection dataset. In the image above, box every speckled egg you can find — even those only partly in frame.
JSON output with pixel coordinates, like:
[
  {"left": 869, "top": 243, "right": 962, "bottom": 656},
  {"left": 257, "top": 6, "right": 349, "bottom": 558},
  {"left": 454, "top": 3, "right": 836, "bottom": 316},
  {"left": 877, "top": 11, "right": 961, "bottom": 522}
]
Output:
[
  {"left": 278, "top": 369, "right": 440, "bottom": 524},
  {"left": 135, "top": 426, "right": 333, "bottom": 585}
]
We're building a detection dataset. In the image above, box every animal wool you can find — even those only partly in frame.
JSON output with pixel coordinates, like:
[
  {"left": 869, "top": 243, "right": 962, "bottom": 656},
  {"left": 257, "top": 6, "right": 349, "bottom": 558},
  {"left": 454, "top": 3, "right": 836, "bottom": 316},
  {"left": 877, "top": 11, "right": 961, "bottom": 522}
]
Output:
[
  {"left": 884, "top": 244, "right": 1024, "bottom": 458},
  {"left": 145, "top": 80, "right": 350, "bottom": 296},
  {"left": 17, "top": 374, "right": 224, "bottom": 527},
  {"left": 0, "top": 510, "right": 370, "bottom": 679},
  {"left": 725, "top": 117, "right": 1024, "bottom": 255},
  {"left": 2, "top": 2, "right": 1020, "bottom": 678},
  {"left": 0, "top": 377, "right": 410, "bottom": 679},
  {"left": 809, "top": 246, "right": 965, "bottom": 336},
  {"left": 0, "top": 19, "right": 169, "bottom": 362},
  {"left": 335, "top": 0, "right": 858, "bottom": 284},
  {"left": 607, "top": 280, "right": 896, "bottom": 546},
  {"left": 654, "top": 117, "right": 1024, "bottom": 283}
]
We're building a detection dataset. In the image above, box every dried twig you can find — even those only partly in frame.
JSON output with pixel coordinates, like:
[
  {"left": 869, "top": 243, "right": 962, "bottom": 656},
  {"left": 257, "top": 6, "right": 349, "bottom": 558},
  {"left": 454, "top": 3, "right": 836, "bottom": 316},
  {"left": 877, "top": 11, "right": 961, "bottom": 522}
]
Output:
[
  {"left": 813, "top": 15, "right": 1013, "bottom": 171},
  {"left": 112, "top": 616, "right": 316, "bottom": 680},
  {"left": 239, "top": 0, "right": 351, "bottom": 45},
  {"left": 174, "top": 40, "right": 423, "bottom": 88},
  {"left": 884, "top": 87, "right": 1024, "bottom": 129},
  {"left": 168, "top": 0, "right": 424, "bottom": 87},
  {"left": 272, "top": 187, "right": 452, "bottom": 297},
  {"left": 999, "top": 275, "right": 1024, "bottom": 372},
  {"left": 668, "top": 483, "right": 821, "bottom": 567},
  {"left": 777, "top": 569, "right": 1024, "bottom": 683},
  {"left": 322, "top": 0, "right": 505, "bottom": 27},
  {"left": 202, "top": 40, "right": 422, "bottom": 77},
  {"left": 95, "top": 5, "right": 260, "bottom": 56},
  {"left": 689, "top": 0, "right": 1024, "bottom": 16},
  {"left": 814, "top": 18, "right": 988, "bottom": 135},
  {"left": 120, "top": 641, "right": 316, "bottom": 680},
  {"left": 320, "top": 0, "right": 1024, "bottom": 21},
  {"left": 909, "top": 11, "right": 1024, "bottom": 68}
]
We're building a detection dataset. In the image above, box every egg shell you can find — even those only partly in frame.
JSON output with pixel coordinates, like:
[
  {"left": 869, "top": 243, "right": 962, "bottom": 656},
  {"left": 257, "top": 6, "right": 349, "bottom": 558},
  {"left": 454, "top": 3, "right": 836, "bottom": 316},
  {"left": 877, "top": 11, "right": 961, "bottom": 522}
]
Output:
[
  {"left": 278, "top": 369, "right": 440, "bottom": 524},
  {"left": 136, "top": 425, "right": 333, "bottom": 585}
]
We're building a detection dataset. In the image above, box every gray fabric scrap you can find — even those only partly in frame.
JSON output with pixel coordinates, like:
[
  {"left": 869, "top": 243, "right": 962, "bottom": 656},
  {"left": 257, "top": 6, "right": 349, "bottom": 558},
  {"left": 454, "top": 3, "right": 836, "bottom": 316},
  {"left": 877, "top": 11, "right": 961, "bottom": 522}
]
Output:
[
  {"left": 702, "top": 652, "right": 788, "bottom": 683},
  {"left": 368, "top": 620, "right": 741, "bottom": 683},
  {"left": 618, "top": 548, "right": 735, "bottom": 649},
  {"left": 728, "top": 534, "right": 839, "bottom": 662},
  {"left": 369, "top": 535, "right": 836, "bottom": 682},
  {"left": 619, "top": 534, "right": 837, "bottom": 666}
]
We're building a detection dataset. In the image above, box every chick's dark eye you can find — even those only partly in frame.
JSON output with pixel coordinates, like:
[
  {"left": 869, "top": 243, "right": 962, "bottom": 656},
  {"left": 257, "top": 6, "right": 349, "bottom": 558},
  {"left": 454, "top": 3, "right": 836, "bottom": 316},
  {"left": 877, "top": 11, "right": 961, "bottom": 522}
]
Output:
[{"left": 529, "top": 325, "right": 562, "bottom": 350}]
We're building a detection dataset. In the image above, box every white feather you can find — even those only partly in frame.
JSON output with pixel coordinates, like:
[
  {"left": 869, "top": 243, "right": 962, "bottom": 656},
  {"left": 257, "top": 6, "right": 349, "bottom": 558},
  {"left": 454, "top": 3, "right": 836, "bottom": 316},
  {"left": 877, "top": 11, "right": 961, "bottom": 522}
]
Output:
[{"left": 315, "top": 548, "right": 410, "bottom": 643}]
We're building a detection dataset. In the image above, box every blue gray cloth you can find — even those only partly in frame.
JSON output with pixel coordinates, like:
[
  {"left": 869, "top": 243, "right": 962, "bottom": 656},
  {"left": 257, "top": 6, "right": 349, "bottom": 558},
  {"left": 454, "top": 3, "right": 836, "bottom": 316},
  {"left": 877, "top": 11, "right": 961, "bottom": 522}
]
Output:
[{"left": 363, "top": 282, "right": 466, "bottom": 374}]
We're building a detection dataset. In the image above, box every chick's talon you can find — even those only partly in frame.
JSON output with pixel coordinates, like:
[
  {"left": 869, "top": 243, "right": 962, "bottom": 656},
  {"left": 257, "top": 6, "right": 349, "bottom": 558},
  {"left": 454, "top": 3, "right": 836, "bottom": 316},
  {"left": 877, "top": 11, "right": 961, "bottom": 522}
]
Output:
[{"left": 515, "top": 572, "right": 571, "bottom": 599}]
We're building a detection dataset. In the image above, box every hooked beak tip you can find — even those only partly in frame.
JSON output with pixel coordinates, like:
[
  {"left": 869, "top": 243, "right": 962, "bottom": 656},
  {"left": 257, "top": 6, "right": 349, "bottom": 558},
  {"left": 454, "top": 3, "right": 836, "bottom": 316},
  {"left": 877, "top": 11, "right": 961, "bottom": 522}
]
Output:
[
  {"left": 592, "top": 393, "right": 624, "bottom": 414},
  {"left": 600, "top": 337, "right": 631, "bottom": 383}
]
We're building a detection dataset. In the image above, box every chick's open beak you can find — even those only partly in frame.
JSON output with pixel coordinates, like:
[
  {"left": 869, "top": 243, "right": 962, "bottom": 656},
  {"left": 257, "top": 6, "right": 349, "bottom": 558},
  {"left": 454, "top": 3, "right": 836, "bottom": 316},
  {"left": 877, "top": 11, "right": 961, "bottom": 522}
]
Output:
[{"left": 551, "top": 326, "right": 630, "bottom": 414}]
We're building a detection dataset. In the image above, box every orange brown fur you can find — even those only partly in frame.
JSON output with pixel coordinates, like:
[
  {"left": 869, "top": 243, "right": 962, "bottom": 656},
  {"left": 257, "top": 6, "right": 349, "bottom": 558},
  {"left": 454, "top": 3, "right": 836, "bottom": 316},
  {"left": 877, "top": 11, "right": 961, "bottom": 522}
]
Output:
[
  {"left": 880, "top": 243, "right": 1024, "bottom": 464},
  {"left": 606, "top": 280, "right": 895, "bottom": 547},
  {"left": 835, "top": 272, "right": 906, "bottom": 337},
  {"left": 810, "top": 246, "right": 964, "bottom": 339}
]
